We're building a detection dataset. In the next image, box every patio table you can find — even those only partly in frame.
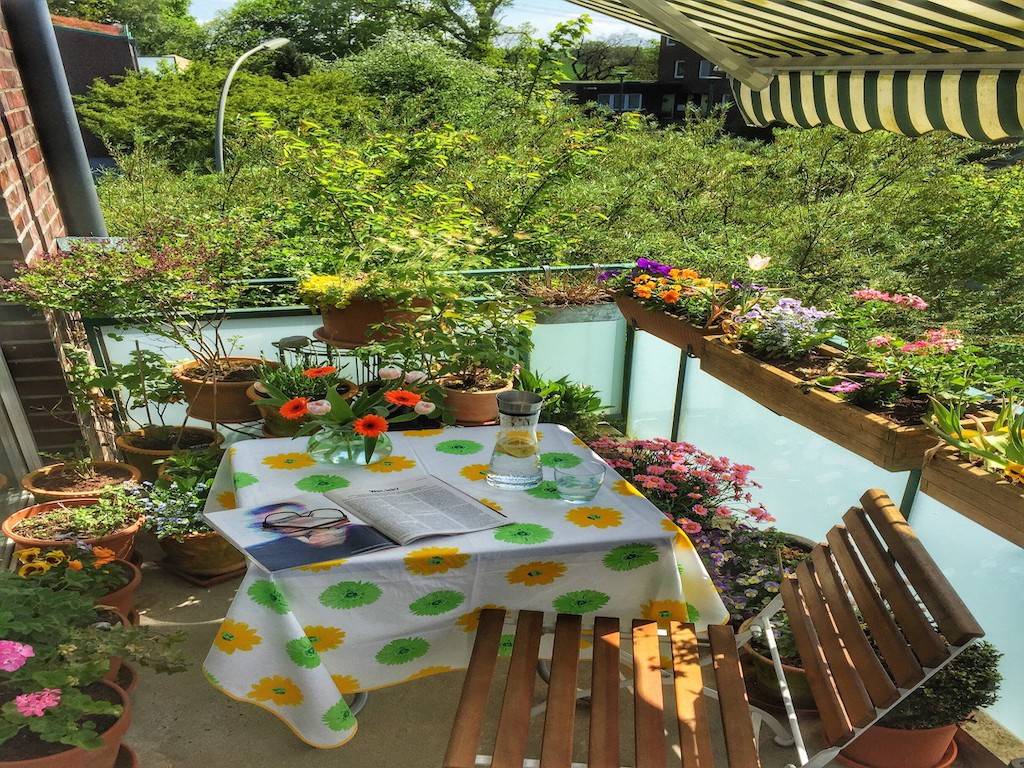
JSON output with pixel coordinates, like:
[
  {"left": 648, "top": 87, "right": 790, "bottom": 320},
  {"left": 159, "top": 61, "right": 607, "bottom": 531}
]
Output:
[{"left": 201, "top": 424, "right": 728, "bottom": 748}]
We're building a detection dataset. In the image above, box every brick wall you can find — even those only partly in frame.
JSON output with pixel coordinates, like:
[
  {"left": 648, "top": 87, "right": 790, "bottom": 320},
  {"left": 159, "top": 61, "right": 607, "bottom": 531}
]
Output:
[{"left": 0, "top": 12, "right": 83, "bottom": 453}]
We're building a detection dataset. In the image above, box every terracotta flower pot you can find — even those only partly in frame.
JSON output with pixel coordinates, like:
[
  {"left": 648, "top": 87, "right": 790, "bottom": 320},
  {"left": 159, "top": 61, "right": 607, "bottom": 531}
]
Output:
[
  {"left": 171, "top": 357, "right": 271, "bottom": 424},
  {"left": 0, "top": 680, "right": 132, "bottom": 768},
  {"left": 741, "top": 638, "right": 817, "bottom": 711},
  {"left": 837, "top": 723, "right": 959, "bottom": 768},
  {"left": 100, "top": 610, "right": 130, "bottom": 684},
  {"left": 20, "top": 462, "right": 140, "bottom": 505},
  {"left": 246, "top": 380, "right": 359, "bottom": 437},
  {"left": 114, "top": 745, "right": 138, "bottom": 768},
  {"left": 442, "top": 378, "right": 513, "bottom": 426},
  {"left": 1, "top": 500, "right": 144, "bottom": 560},
  {"left": 93, "top": 560, "right": 142, "bottom": 617},
  {"left": 318, "top": 298, "right": 429, "bottom": 347},
  {"left": 158, "top": 531, "right": 245, "bottom": 578},
  {"left": 115, "top": 427, "right": 223, "bottom": 482}
]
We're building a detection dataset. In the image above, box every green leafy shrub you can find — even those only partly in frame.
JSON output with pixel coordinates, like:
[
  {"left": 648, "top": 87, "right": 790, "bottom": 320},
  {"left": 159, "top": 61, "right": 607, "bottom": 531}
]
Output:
[{"left": 516, "top": 370, "right": 604, "bottom": 440}]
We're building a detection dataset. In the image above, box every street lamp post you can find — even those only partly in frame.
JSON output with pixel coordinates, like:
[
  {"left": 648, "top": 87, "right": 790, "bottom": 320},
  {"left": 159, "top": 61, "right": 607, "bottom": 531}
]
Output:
[{"left": 214, "top": 37, "right": 290, "bottom": 173}]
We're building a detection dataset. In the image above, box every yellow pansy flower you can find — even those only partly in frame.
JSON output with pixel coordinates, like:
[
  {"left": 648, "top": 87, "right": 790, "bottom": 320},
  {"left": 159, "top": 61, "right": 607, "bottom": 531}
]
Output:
[
  {"left": 405, "top": 665, "right": 454, "bottom": 682},
  {"left": 304, "top": 625, "right": 345, "bottom": 652},
  {"left": 506, "top": 561, "right": 567, "bottom": 586},
  {"left": 403, "top": 428, "right": 445, "bottom": 438},
  {"left": 248, "top": 676, "right": 303, "bottom": 706},
  {"left": 460, "top": 464, "right": 489, "bottom": 481},
  {"left": 16, "top": 547, "right": 42, "bottom": 564},
  {"left": 262, "top": 453, "right": 315, "bottom": 470},
  {"left": 41, "top": 550, "right": 66, "bottom": 565},
  {"left": 217, "top": 491, "right": 237, "bottom": 509},
  {"left": 1004, "top": 462, "right": 1024, "bottom": 484},
  {"left": 298, "top": 558, "right": 347, "bottom": 572},
  {"left": 565, "top": 506, "right": 623, "bottom": 529},
  {"left": 613, "top": 479, "right": 643, "bottom": 497},
  {"left": 404, "top": 546, "right": 470, "bottom": 575},
  {"left": 332, "top": 674, "right": 361, "bottom": 694},
  {"left": 366, "top": 455, "right": 416, "bottom": 473},
  {"left": 17, "top": 561, "right": 50, "bottom": 577},
  {"left": 214, "top": 620, "right": 262, "bottom": 654},
  {"left": 456, "top": 605, "right": 505, "bottom": 633}
]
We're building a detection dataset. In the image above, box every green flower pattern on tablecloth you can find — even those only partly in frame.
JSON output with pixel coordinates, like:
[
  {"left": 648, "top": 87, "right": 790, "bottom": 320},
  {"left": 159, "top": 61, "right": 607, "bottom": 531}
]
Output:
[
  {"left": 539, "top": 452, "right": 582, "bottom": 469},
  {"left": 285, "top": 637, "right": 321, "bottom": 669},
  {"left": 295, "top": 474, "right": 351, "bottom": 493},
  {"left": 320, "top": 581, "right": 383, "bottom": 610},
  {"left": 323, "top": 699, "right": 356, "bottom": 732},
  {"left": 376, "top": 637, "right": 430, "bottom": 665},
  {"left": 526, "top": 481, "right": 561, "bottom": 500},
  {"left": 233, "top": 471, "right": 259, "bottom": 489},
  {"left": 498, "top": 634, "right": 515, "bottom": 657},
  {"left": 435, "top": 439, "right": 483, "bottom": 456},
  {"left": 409, "top": 590, "right": 465, "bottom": 616},
  {"left": 553, "top": 589, "right": 610, "bottom": 615},
  {"left": 204, "top": 668, "right": 220, "bottom": 687},
  {"left": 494, "top": 523, "right": 553, "bottom": 545},
  {"left": 248, "top": 580, "right": 289, "bottom": 614},
  {"left": 603, "top": 543, "right": 659, "bottom": 571}
]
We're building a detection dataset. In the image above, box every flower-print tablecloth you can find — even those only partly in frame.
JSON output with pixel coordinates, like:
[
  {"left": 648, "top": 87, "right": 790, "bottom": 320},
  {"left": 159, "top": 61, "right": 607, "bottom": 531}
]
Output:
[{"left": 202, "top": 425, "right": 728, "bottom": 748}]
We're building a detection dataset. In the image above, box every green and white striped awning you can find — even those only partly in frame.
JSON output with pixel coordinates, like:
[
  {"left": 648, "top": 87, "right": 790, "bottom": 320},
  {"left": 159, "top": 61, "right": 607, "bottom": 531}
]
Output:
[{"left": 566, "top": 0, "right": 1024, "bottom": 141}]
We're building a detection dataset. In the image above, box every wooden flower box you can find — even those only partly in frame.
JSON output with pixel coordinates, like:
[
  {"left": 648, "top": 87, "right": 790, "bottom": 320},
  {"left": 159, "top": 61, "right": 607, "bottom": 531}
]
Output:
[
  {"left": 920, "top": 445, "right": 1024, "bottom": 547},
  {"left": 614, "top": 294, "right": 718, "bottom": 356},
  {"left": 700, "top": 338, "right": 950, "bottom": 472}
]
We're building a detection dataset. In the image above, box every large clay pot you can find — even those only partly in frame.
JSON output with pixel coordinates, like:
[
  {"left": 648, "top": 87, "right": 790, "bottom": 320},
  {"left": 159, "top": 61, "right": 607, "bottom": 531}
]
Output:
[
  {"left": 158, "top": 531, "right": 245, "bottom": 578},
  {"left": 0, "top": 681, "right": 131, "bottom": 768},
  {"left": 246, "top": 380, "right": 359, "bottom": 437},
  {"left": 115, "top": 427, "right": 223, "bottom": 482},
  {"left": 318, "top": 299, "right": 428, "bottom": 347},
  {"left": 442, "top": 377, "right": 513, "bottom": 426},
  {"left": 20, "top": 462, "right": 141, "bottom": 504},
  {"left": 2, "top": 499, "right": 144, "bottom": 560},
  {"left": 741, "top": 636, "right": 816, "bottom": 711},
  {"left": 93, "top": 560, "right": 142, "bottom": 617},
  {"left": 837, "top": 723, "right": 959, "bottom": 768},
  {"left": 172, "top": 357, "right": 271, "bottom": 424}
]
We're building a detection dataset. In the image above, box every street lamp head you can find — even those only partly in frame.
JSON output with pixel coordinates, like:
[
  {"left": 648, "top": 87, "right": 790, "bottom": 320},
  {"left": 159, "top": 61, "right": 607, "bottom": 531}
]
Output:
[{"left": 261, "top": 37, "right": 290, "bottom": 51}]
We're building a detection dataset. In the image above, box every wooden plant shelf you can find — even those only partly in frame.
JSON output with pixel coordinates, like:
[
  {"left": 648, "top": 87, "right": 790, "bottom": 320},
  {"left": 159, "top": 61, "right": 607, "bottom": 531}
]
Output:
[
  {"left": 614, "top": 294, "right": 718, "bottom": 356},
  {"left": 920, "top": 445, "right": 1024, "bottom": 547},
  {"left": 700, "top": 338, "right": 945, "bottom": 472}
]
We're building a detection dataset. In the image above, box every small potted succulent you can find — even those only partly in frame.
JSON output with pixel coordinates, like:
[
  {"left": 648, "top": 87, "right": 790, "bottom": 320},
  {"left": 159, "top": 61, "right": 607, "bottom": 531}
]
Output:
[
  {"left": 140, "top": 451, "right": 246, "bottom": 581},
  {"left": 838, "top": 642, "right": 1002, "bottom": 768},
  {"left": 13, "top": 545, "right": 142, "bottom": 617},
  {"left": 247, "top": 362, "right": 358, "bottom": 437},
  {"left": 2, "top": 486, "right": 146, "bottom": 560},
  {"left": 21, "top": 451, "right": 141, "bottom": 505}
]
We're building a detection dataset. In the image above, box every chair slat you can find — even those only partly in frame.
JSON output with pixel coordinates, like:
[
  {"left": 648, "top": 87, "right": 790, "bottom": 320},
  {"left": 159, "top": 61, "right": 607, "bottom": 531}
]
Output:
[
  {"left": 779, "top": 575, "right": 854, "bottom": 747},
  {"left": 670, "top": 622, "right": 714, "bottom": 768},
  {"left": 632, "top": 619, "right": 667, "bottom": 768},
  {"left": 826, "top": 525, "right": 924, "bottom": 688},
  {"left": 810, "top": 545, "right": 899, "bottom": 708},
  {"left": 860, "top": 489, "right": 984, "bottom": 646},
  {"left": 589, "top": 616, "right": 621, "bottom": 768},
  {"left": 541, "top": 613, "right": 582, "bottom": 768},
  {"left": 843, "top": 508, "right": 949, "bottom": 668},
  {"left": 708, "top": 623, "right": 760, "bottom": 768},
  {"left": 491, "top": 610, "right": 544, "bottom": 768},
  {"left": 444, "top": 608, "right": 506, "bottom": 768},
  {"left": 796, "top": 560, "right": 875, "bottom": 727}
]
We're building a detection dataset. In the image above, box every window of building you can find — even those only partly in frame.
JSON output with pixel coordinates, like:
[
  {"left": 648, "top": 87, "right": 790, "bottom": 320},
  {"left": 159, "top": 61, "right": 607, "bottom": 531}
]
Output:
[
  {"left": 673, "top": 60, "right": 686, "bottom": 78},
  {"left": 596, "top": 93, "right": 642, "bottom": 111},
  {"left": 699, "top": 59, "right": 726, "bottom": 79}
]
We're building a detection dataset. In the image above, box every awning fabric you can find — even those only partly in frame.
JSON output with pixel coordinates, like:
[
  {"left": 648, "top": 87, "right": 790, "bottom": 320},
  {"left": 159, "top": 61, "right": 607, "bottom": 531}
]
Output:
[{"left": 567, "top": 0, "right": 1024, "bottom": 141}]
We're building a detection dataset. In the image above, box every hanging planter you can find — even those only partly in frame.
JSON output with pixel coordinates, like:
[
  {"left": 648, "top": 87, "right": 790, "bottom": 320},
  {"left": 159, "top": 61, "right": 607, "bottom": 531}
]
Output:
[
  {"left": 614, "top": 294, "right": 718, "bottom": 355},
  {"left": 700, "top": 339, "right": 963, "bottom": 472},
  {"left": 919, "top": 445, "right": 1024, "bottom": 547}
]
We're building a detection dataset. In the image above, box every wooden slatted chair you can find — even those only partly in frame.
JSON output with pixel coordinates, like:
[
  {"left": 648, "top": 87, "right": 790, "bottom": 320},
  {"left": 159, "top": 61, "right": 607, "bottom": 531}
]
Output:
[{"left": 444, "top": 489, "right": 984, "bottom": 768}]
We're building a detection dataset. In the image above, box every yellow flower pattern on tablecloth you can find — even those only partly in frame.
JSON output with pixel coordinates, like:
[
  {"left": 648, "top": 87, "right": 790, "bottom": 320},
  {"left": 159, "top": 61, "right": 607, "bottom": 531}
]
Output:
[
  {"left": 642, "top": 599, "right": 689, "bottom": 625},
  {"left": 506, "top": 561, "right": 567, "bottom": 586},
  {"left": 405, "top": 665, "right": 454, "bottom": 682},
  {"left": 366, "top": 455, "right": 416, "bottom": 473},
  {"left": 332, "top": 674, "right": 361, "bottom": 694},
  {"left": 479, "top": 498, "right": 502, "bottom": 512},
  {"left": 216, "top": 491, "right": 237, "bottom": 510},
  {"left": 248, "top": 676, "right": 303, "bottom": 706},
  {"left": 298, "top": 558, "right": 347, "bottom": 572},
  {"left": 661, "top": 518, "right": 694, "bottom": 549},
  {"left": 613, "top": 479, "right": 643, "bottom": 497},
  {"left": 262, "top": 453, "right": 315, "bottom": 470},
  {"left": 404, "top": 546, "right": 470, "bottom": 575},
  {"left": 456, "top": 605, "right": 505, "bottom": 633},
  {"left": 459, "top": 463, "right": 489, "bottom": 481},
  {"left": 403, "top": 428, "right": 445, "bottom": 438},
  {"left": 304, "top": 625, "right": 346, "bottom": 652},
  {"left": 565, "top": 506, "right": 623, "bottom": 529},
  {"left": 214, "top": 620, "right": 261, "bottom": 654}
]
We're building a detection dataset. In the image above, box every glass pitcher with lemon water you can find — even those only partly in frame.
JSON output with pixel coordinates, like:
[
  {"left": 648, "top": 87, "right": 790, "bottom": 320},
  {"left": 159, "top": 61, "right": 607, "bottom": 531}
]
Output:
[{"left": 486, "top": 391, "right": 543, "bottom": 490}]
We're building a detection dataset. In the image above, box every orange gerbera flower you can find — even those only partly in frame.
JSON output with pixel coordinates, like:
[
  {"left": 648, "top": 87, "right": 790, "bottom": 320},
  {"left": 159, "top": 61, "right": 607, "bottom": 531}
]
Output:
[
  {"left": 660, "top": 289, "right": 680, "bottom": 304},
  {"left": 67, "top": 559, "right": 83, "bottom": 571},
  {"left": 91, "top": 546, "right": 116, "bottom": 567},
  {"left": 384, "top": 389, "right": 422, "bottom": 407},
  {"left": 303, "top": 365, "right": 337, "bottom": 378},
  {"left": 280, "top": 397, "right": 310, "bottom": 420},
  {"left": 353, "top": 414, "right": 389, "bottom": 437}
]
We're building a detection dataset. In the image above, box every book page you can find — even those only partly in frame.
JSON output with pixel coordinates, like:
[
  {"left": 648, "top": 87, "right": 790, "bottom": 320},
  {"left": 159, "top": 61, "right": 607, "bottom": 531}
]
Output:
[{"left": 325, "top": 476, "right": 507, "bottom": 545}]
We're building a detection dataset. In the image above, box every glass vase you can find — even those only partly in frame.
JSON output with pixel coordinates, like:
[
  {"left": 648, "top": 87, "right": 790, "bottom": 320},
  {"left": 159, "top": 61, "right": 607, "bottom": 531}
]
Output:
[{"left": 308, "top": 429, "right": 393, "bottom": 466}]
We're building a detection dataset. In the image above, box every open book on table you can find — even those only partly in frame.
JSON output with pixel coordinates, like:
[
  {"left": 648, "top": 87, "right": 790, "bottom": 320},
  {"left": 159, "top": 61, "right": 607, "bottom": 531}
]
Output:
[{"left": 203, "top": 475, "right": 507, "bottom": 572}]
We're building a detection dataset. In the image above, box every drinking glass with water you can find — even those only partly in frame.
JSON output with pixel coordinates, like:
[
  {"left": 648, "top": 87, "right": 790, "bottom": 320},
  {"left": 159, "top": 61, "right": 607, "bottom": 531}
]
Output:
[{"left": 554, "top": 459, "right": 606, "bottom": 502}]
